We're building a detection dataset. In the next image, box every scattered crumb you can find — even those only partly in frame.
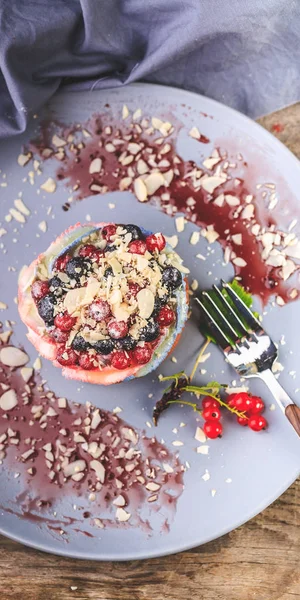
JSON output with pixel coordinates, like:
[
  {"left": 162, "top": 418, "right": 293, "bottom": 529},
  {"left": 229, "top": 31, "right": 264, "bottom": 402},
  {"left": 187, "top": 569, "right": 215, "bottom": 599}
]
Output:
[
  {"left": 211, "top": 489, "right": 217, "bottom": 497},
  {"left": 197, "top": 445, "right": 209, "bottom": 455},
  {"left": 269, "top": 404, "right": 276, "bottom": 411},
  {"left": 33, "top": 357, "right": 42, "bottom": 370},
  {"left": 38, "top": 220, "right": 47, "bottom": 233},
  {"left": 172, "top": 440, "right": 184, "bottom": 447},
  {"left": 225, "top": 478, "right": 232, "bottom": 484},
  {"left": 202, "top": 470, "right": 210, "bottom": 482}
]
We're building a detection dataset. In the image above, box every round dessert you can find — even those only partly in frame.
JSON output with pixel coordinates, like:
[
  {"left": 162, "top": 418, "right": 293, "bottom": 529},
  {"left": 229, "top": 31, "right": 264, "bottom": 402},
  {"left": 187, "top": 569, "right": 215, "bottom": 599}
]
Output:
[{"left": 18, "top": 222, "right": 189, "bottom": 385}]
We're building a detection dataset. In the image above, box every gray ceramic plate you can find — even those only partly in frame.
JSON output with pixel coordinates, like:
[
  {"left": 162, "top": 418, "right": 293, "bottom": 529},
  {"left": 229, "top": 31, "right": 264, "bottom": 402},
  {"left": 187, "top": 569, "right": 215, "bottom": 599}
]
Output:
[{"left": 0, "top": 84, "right": 299, "bottom": 560}]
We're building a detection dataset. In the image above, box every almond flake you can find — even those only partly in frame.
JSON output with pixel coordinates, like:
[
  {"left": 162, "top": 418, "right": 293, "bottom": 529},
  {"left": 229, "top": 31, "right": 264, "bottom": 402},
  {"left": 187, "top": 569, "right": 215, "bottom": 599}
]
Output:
[
  {"left": 232, "top": 233, "right": 242, "bottom": 245},
  {"left": 18, "top": 152, "right": 32, "bottom": 167},
  {"left": 38, "top": 220, "right": 47, "bottom": 233},
  {"left": 137, "top": 159, "right": 149, "bottom": 175},
  {"left": 202, "top": 470, "right": 210, "bottom": 482},
  {"left": 90, "top": 459, "right": 105, "bottom": 482},
  {"left": 112, "top": 494, "right": 126, "bottom": 507},
  {"left": 195, "top": 427, "right": 206, "bottom": 443},
  {"left": 89, "top": 158, "right": 102, "bottom": 174},
  {"left": 9, "top": 208, "right": 26, "bottom": 223},
  {"left": 191, "top": 279, "right": 198, "bottom": 291},
  {"left": 172, "top": 440, "right": 184, "bottom": 447},
  {"left": 163, "top": 463, "right": 174, "bottom": 474},
  {"left": 33, "top": 357, "right": 42, "bottom": 370},
  {"left": 116, "top": 507, "right": 131, "bottom": 522},
  {"left": 232, "top": 257, "right": 247, "bottom": 268},
  {"left": 122, "top": 105, "right": 129, "bottom": 119},
  {"left": 137, "top": 288, "right": 154, "bottom": 319},
  {"left": 20, "top": 367, "right": 33, "bottom": 383},
  {"left": 41, "top": 178, "right": 56, "bottom": 193},
  {"left": 119, "top": 177, "right": 132, "bottom": 191},
  {"left": 189, "top": 127, "right": 200, "bottom": 140},
  {"left": 165, "top": 235, "right": 178, "bottom": 249},
  {"left": 175, "top": 216, "right": 185, "bottom": 233},
  {"left": 52, "top": 134, "right": 66, "bottom": 148},
  {"left": 225, "top": 194, "right": 240, "bottom": 206},
  {"left": 201, "top": 176, "right": 226, "bottom": 194},
  {"left": 214, "top": 194, "right": 225, "bottom": 207},
  {"left": 0, "top": 330, "right": 12, "bottom": 343},
  {"left": 0, "top": 302, "right": 8, "bottom": 310},
  {"left": 0, "top": 389, "right": 18, "bottom": 411},
  {"left": 197, "top": 445, "right": 209, "bottom": 455},
  {"left": 134, "top": 177, "right": 148, "bottom": 202},
  {"left": 14, "top": 199, "right": 30, "bottom": 216},
  {"left": 146, "top": 482, "right": 161, "bottom": 492},
  {"left": 241, "top": 204, "right": 254, "bottom": 220},
  {"left": 64, "top": 460, "right": 86, "bottom": 478},
  {"left": 0, "top": 347, "right": 29, "bottom": 367},
  {"left": 190, "top": 231, "right": 200, "bottom": 245},
  {"left": 144, "top": 172, "right": 165, "bottom": 195},
  {"left": 203, "top": 157, "right": 220, "bottom": 169}
]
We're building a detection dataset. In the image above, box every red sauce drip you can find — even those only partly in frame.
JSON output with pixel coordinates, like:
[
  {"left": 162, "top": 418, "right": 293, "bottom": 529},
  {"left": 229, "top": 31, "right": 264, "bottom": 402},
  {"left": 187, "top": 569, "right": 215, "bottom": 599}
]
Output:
[{"left": 0, "top": 347, "right": 184, "bottom": 532}]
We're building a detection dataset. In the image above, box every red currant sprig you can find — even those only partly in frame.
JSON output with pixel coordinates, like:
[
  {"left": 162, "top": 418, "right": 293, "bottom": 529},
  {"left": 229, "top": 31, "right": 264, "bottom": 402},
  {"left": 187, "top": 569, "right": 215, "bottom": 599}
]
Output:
[{"left": 227, "top": 392, "right": 267, "bottom": 431}]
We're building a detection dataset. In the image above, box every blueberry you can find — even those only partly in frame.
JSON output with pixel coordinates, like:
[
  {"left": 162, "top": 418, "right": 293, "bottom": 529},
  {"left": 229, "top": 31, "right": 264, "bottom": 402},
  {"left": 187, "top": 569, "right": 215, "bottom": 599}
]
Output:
[
  {"left": 65, "top": 257, "right": 91, "bottom": 281},
  {"left": 49, "top": 275, "right": 62, "bottom": 289},
  {"left": 93, "top": 338, "right": 115, "bottom": 355},
  {"left": 115, "top": 335, "right": 137, "bottom": 351},
  {"left": 105, "top": 244, "right": 116, "bottom": 253},
  {"left": 37, "top": 294, "right": 56, "bottom": 325},
  {"left": 120, "top": 224, "right": 143, "bottom": 241},
  {"left": 151, "top": 295, "right": 168, "bottom": 317},
  {"left": 104, "top": 267, "right": 113, "bottom": 279},
  {"left": 140, "top": 320, "right": 160, "bottom": 342},
  {"left": 162, "top": 266, "right": 182, "bottom": 290},
  {"left": 72, "top": 335, "right": 90, "bottom": 352}
]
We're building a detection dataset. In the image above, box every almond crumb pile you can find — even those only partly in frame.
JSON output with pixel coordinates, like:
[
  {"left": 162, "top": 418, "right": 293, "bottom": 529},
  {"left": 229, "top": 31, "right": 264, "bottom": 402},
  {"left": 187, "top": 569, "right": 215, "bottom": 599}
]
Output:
[{"left": 30, "top": 223, "right": 187, "bottom": 372}]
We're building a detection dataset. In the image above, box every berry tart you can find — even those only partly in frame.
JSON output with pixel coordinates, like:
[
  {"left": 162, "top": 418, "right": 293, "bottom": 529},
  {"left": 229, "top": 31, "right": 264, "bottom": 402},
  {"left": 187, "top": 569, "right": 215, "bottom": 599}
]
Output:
[{"left": 18, "top": 222, "right": 189, "bottom": 384}]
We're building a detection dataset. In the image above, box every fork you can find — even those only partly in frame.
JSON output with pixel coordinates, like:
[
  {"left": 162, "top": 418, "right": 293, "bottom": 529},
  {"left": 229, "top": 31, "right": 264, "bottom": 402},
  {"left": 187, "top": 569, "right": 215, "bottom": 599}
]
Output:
[{"left": 196, "top": 280, "right": 300, "bottom": 437}]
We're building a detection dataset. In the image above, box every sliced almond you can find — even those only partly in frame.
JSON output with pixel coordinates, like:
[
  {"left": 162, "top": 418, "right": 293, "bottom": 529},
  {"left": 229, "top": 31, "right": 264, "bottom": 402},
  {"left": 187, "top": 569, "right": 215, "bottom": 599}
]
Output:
[
  {"left": 89, "top": 158, "right": 102, "bottom": 174},
  {"left": 21, "top": 367, "right": 33, "bottom": 383},
  {"left": 90, "top": 459, "right": 105, "bottom": 483},
  {"left": 190, "top": 231, "right": 200, "bottom": 245},
  {"left": 175, "top": 216, "right": 185, "bottom": 233},
  {"left": 165, "top": 235, "right": 178, "bottom": 249},
  {"left": 41, "top": 178, "right": 56, "bottom": 193},
  {"left": 0, "top": 302, "right": 8, "bottom": 310},
  {"left": 0, "top": 347, "right": 29, "bottom": 367},
  {"left": 195, "top": 427, "right": 206, "bottom": 443},
  {"left": 63, "top": 459, "right": 86, "bottom": 478},
  {"left": 189, "top": 127, "right": 200, "bottom": 140},
  {"left": 201, "top": 176, "right": 226, "bottom": 194},
  {"left": 112, "top": 494, "right": 126, "bottom": 507},
  {"left": 52, "top": 134, "right": 66, "bottom": 148},
  {"left": 134, "top": 177, "right": 148, "bottom": 202},
  {"left": 17, "top": 152, "right": 32, "bottom": 167},
  {"left": 232, "top": 233, "right": 242, "bottom": 245},
  {"left": 122, "top": 105, "right": 129, "bottom": 119},
  {"left": 0, "top": 389, "right": 18, "bottom": 411},
  {"left": 38, "top": 220, "right": 47, "bottom": 233},
  {"left": 137, "top": 288, "right": 155, "bottom": 319},
  {"left": 9, "top": 208, "right": 26, "bottom": 223},
  {"left": 225, "top": 194, "right": 240, "bottom": 206},
  {"left": 144, "top": 172, "right": 164, "bottom": 195},
  {"left": 116, "top": 507, "right": 131, "bottom": 522},
  {"left": 14, "top": 199, "right": 30, "bottom": 216}
]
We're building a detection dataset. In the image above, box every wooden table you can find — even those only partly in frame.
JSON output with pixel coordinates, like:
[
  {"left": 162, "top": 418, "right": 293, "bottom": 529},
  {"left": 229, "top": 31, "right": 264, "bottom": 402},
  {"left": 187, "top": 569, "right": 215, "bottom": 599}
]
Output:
[{"left": 1, "top": 104, "right": 299, "bottom": 600}]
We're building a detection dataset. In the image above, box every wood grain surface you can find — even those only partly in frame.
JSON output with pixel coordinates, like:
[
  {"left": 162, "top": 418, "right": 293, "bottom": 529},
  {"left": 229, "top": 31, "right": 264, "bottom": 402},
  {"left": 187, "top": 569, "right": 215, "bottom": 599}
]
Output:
[{"left": 0, "top": 103, "right": 299, "bottom": 600}]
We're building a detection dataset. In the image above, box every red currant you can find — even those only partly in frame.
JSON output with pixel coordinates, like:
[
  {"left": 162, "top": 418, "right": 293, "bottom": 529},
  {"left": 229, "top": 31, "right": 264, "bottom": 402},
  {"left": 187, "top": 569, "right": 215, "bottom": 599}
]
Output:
[
  {"left": 89, "top": 300, "right": 111, "bottom": 321},
  {"left": 228, "top": 392, "right": 253, "bottom": 412},
  {"left": 91, "top": 249, "right": 104, "bottom": 262},
  {"left": 131, "top": 344, "right": 152, "bottom": 365},
  {"left": 56, "top": 348, "right": 78, "bottom": 366},
  {"left": 107, "top": 319, "right": 128, "bottom": 339},
  {"left": 249, "top": 396, "right": 265, "bottom": 414},
  {"left": 237, "top": 415, "right": 248, "bottom": 427},
  {"left": 79, "top": 353, "right": 96, "bottom": 370},
  {"left": 203, "top": 420, "right": 223, "bottom": 439},
  {"left": 248, "top": 415, "right": 268, "bottom": 431},
  {"left": 202, "top": 397, "right": 220, "bottom": 410},
  {"left": 54, "top": 312, "right": 77, "bottom": 332},
  {"left": 31, "top": 280, "right": 50, "bottom": 301},
  {"left": 55, "top": 253, "right": 71, "bottom": 271},
  {"left": 49, "top": 328, "right": 69, "bottom": 344},
  {"left": 78, "top": 244, "right": 97, "bottom": 258},
  {"left": 157, "top": 306, "right": 175, "bottom": 326},
  {"left": 127, "top": 282, "right": 141, "bottom": 298},
  {"left": 146, "top": 233, "right": 166, "bottom": 252},
  {"left": 111, "top": 350, "right": 131, "bottom": 370},
  {"left": 202, "top": 406, "right": 221, "bottom": 421},
  {"left": 128, "top": 240, "right": 147, "bottom": 255},
  {"left": 102, "top": 224, "right": 116, "bottom": 240}
]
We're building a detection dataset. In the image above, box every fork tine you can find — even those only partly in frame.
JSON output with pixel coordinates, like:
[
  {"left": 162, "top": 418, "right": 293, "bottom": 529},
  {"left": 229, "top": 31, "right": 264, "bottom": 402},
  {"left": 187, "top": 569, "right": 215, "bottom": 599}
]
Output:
[
  {"left": 202, "top": 291, "right": 241, "bottom": 343},
  {"left": 195, "top": 297, "right": 235, "bottom": 350},
  {"left": 221, "top": 280, "right": 262, "bottom": 334},
  {"left": 213, "top": 284, "right": 249, "bottom": 335}
]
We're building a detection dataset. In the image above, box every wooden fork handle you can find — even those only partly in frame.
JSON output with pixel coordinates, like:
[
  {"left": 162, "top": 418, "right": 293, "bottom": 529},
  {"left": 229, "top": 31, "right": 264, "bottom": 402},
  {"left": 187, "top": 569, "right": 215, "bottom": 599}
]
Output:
[{"left": 285, "top": 404, "right": 300, "bottom": 437}]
